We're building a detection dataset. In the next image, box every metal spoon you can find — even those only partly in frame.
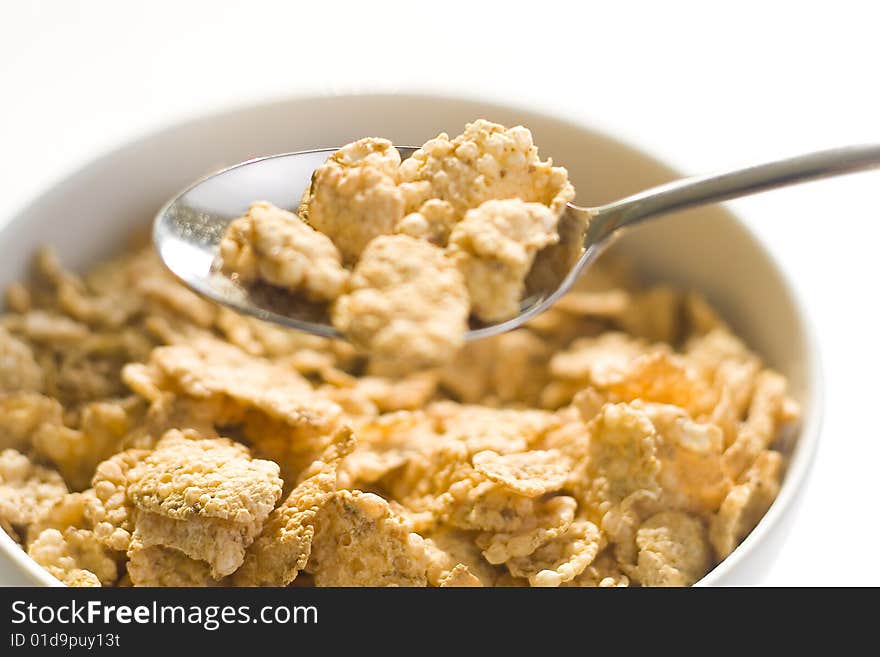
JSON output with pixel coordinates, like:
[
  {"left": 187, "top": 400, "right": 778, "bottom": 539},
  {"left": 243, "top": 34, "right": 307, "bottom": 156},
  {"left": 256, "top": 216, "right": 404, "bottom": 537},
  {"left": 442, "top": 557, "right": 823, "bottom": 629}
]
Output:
[{"left": 154, "top": 144, "right": 880, "bottom": 340}]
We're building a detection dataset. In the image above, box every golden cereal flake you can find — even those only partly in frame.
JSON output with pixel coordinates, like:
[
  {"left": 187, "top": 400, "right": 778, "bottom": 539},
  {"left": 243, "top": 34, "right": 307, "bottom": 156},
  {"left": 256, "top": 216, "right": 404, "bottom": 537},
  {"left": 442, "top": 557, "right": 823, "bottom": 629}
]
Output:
[
  {"left": 710, "top": 450, "right": 783, "bottom": 559},
  {"left": 535, "top": 411, "right": 592, "bottom": 463},
  {"left": 0, "top": 392, "right": 63, "bottom": 452},
  {"left": 472, "top": 449, "right": 570, "bottom": 498},
  {"left": 396, "top": 198, "right": 457, "bottom": 246},
  {"left": 444, "top": 481, "right": 539, "bottom": 533},
  {"left": 128, "top": 339, "right": 345, "bottom": 464},
  {"left": 137, "top": 338, "right": 312, "bottom": 411},
  {"left": 423, "top": 527, "right": 499, "bottom": 586},
  {"left": 303, "top": 138, "right": 405, "bottom": 262},
  {"left": 2, "top": 310, "right": 89, "bottom": 345},
  {"left": 339, "top": 411, "right": 437, "bottom": 488},
  {"left": 440, "top": 329, "right": 551, "bottom": 406},
  {"left": 307, "top": 490, "right": 429, "bottom": 587},
  {"left": 448, "top": 199, "right": 559, "bottom": 322},
  {"left": 684, "top": 292, "right": 729, "bottom": 335},
  {"left": 641, "top": 403, "right": 732, "bottom": 516},
  {"left": 549, "top": 332, "right": 651, "bottom": 386},
  {"left": 32, "top": 247, "right": 138, "bottom": 328},
  {"left": 4, "top": 282, "right": 31, "bottom": 313},
  {"left": 136, "top": 278, "right": 217, "bottom": 329},
  {"left": 127, "top": 541, "right": 218, "bottom": 587},
  {"left": 613, "top": 286, "right": 682, "bottom": 344},
  {"left": 28, "top": 527, "right": 118, "bottom": 587},
  {"left": 26, "top": 490, "right": 94, "bottom": 545},
  {"left": 506, "top": 518, "right": 603, "bottom": 587},
  {"left": 214, "top": 307, "right": 356, "bottom": 363},
  {"left": 338, "top": 372, "right": 438, "bottom": 414},
  {"left": 430, "top": 402, "right": 555, "bottom": 454},
  {"left": 571, "top": 387, "right": 608, "bottom": 425},
  {"left": 604, "top": 351, "right": 714, "bottom": 417},
  {"left": 0, "top": 327, "right": 44, "bottom": 393},
  {"left": 86, "top": 449, "right": 149, "bottom": 553},
  {"left": 438, "top": 562, "right": 482, "bottom": 587},
  {"left": 633, "top": 511, "right": 711, "bottom": 587},
  {"left": 384, "top": 439, "right": 475, "bottom": 513},
  {"left": 331, "top": 235, "right": 469, "bottom": 376},
  {"left": 598, "top": 488, "right": 660, "bottom": 567},
  {"left": 582, "top": 403, "right": 661, "bottom": 508},
  {"left": 31, "top": 398, "right": 140, "bottom": 491},
  {"left": 563, "top": 550, "right": 630, "bottom": 587},
  {"left": 722, "top": 371, "right": 796, "bottom": 480},
  {"left": 127, "top": 430, "right": 283, "bottom": 578},
  {"left": 219, "top": 201, "right": 349, "bottom": 302},
  {"left": 398, "top": 119, "right": 575, "bottom": 220},
  {"left": 233, "top": 427, "right": 354, "bottom": 586},
  {"left": 477, "top": 495, "right": 577, "bottom": 564},
  {"left": 686, "top": 328, "right": 761, "bottom": 418},
  {"left": 0, "top": 449, "right": 67, "bottom": 533}
]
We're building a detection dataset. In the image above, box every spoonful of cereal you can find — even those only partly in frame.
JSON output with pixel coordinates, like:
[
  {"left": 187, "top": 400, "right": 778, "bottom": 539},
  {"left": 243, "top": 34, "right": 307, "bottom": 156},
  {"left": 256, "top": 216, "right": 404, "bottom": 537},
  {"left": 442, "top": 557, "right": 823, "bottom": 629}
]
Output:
[{"left": 154, "top": 120, "right": 880, "bottom": 373}]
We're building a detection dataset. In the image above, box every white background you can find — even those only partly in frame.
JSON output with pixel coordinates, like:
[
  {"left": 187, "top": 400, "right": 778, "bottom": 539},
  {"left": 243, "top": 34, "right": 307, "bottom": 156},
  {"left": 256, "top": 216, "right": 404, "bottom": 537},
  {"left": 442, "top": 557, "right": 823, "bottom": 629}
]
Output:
[{"left": 1, "top": 0, "right": 878, "bottom": 585}]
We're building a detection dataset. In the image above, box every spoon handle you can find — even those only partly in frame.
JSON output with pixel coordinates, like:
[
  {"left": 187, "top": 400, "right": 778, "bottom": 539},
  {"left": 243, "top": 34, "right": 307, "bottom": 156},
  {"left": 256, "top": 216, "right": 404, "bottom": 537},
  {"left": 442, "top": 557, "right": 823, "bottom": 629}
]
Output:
[{"left": 587, "top": 144, "right": 880, "bottom": 238}]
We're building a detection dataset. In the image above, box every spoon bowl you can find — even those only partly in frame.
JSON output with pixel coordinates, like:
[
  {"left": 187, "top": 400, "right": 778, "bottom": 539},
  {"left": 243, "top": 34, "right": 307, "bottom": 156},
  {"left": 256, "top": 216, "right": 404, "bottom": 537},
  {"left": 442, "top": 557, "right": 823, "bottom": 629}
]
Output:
[
  {"left": 155, "top": 143, "right": 880, "bottom": 340},
  {"left": 153, "top": 146, "right": 593, "bottom": 340}
]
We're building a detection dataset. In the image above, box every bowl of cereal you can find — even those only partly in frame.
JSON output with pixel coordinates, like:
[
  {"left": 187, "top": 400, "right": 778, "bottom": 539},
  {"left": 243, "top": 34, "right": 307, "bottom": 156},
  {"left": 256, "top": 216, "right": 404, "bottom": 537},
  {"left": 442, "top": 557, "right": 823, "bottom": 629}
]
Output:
[{"left": 0, "top": 93, "right": 821, "bottom": 587}]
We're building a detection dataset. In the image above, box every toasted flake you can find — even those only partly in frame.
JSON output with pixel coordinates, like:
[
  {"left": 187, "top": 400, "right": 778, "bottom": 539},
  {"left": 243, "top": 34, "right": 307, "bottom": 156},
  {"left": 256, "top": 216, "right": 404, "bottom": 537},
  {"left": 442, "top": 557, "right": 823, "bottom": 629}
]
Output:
[
  {"left": 399, "top": 119, "right": 574, "bottom": 220},
  {"left": 430, "top": 402, "right": 554, "bottom": 454},
  {"left": 438, "top": 562, "right": 482, "bottom": 587},
  {"left": 234, "top": 427, "right": 354, "bottom": 586},
  {"left": 0, "top": 327, "right": 44, "bottom": 393},
  {"left": 0, "top": 393, "right": 63, "bottom": 452},
  {"left": 506, "top": 518, "right": 603, "bottom": 587},
  {"left": 87, "top": 449, "right": 150, "bottom": 552},
  {"left": 127, "top": 430, "right": 283, "bottom": 578},
  {"left": 614, "top": 286, "right": 682, "bottom": 344},
  {"left": 339, "top": 412, "right": 437, "bottom": 488},
  {"left": 136, "top": 338, "right": 318, "bottom": 420},
  {"left": 582, "top": 403, "right": 661, "bottom": 508},
  {"left": 0, "top": 449, "right": 67, "bottom": 533},
  {"left": 563, "top": 550, "right": 630, "bottom": 587},
  {"left": 220, "top": 201, "right": 349, "bottom": 301},
  {"left": 396, "top": 198, "right": 457, "bottom": 246},
  {"left": 28, "top": 527, "right": 118, "bottom": 587},
  {"left": 303, "top": 138, "right": 404, "bottom": 262},
  {"left": 448, "top": 199, "right": 559, "bottom": 322},
  {"left": 634, "top": 511, "right": 710, "bottom": 587},
  {"left": 424, "top": 527, "right": 499, "bottom": 586},
  {"left": 127, "top": 541, "right": 218, "bottom": 587},
  {"left": 605, "top": 351, "right": 714, "bottom": 416},
  {"left": 307, "top": 490, "right": 429, "bottom": 586},
  {"left": 549, "top": 333, "right": 650, "bottom": 385},
  {"left": 445, "top": 483, "right": 538, "bottom": 533},
  {"left": 332, "top": 235, "right": 469, "bottom": 375},
  {"left": 710, "top": 450, "right": 783, "bottom": 559},
  {"left": 641, "top": 403, "right": 732, "bottom": 516},
  {"left": 31, "top": 399, "right": 140, "bottom": 490},
  {"left": 722, "top": 371, "right": 794, "bottom": 480},
  {"left": 478, "top": 495, "right": 577, "bottom": 564},
  {"left": 127, "top": 339, "right": 343, "bottom": 479},
  {"left": 439, "top": 328, "right": 550, "bottom": 406},
  {"left": 27, "top": 490, "right": 93, "bottom": 545},
  {"left": 472, "top": 450, "right": 570, "bottom": 497}
]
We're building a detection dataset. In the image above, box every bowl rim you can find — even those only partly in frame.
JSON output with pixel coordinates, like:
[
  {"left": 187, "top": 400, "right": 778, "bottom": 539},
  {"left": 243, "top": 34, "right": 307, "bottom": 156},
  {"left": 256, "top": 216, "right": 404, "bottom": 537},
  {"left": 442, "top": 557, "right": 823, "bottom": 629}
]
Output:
[{"left": 0, "top": 89, "right": 824, "bottom": 587}]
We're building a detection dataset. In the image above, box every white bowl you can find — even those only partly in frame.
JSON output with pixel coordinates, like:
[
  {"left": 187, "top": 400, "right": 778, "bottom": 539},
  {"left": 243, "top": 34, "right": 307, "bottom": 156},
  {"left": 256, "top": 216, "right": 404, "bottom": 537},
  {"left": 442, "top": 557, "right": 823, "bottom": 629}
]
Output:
[{"left": 0, "top": 93, "right": 822, "bottom": 586}]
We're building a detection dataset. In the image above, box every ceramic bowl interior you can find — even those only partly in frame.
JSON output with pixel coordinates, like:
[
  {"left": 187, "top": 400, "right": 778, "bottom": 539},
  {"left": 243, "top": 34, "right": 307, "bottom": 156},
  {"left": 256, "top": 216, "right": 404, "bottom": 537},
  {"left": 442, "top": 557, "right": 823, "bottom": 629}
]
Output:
[{"left": 0, "top": 93, "right": 821, "bottom": 586}]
